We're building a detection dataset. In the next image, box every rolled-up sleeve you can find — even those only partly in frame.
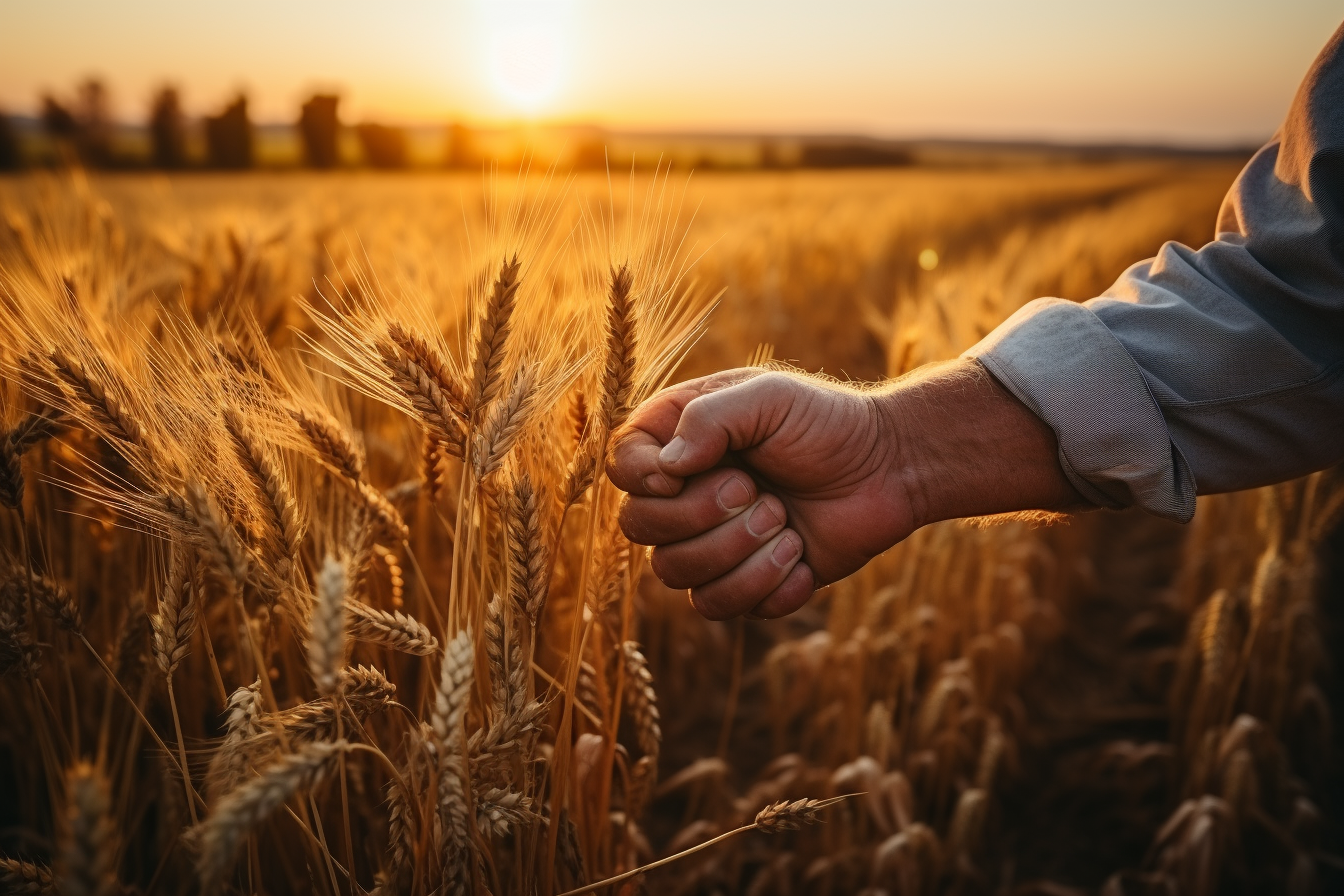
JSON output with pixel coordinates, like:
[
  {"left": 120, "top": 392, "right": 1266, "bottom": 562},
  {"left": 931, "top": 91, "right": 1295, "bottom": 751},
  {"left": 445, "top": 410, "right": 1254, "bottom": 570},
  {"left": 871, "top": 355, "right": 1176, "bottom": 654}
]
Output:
[{"left": 965, "top": 21, "right": 1344, "bottom": 523}]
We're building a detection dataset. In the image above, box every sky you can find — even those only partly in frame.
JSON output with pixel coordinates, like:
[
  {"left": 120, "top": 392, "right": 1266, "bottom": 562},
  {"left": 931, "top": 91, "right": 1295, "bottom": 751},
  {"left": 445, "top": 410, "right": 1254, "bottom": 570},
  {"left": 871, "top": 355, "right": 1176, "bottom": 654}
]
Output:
[{"left": 1, "top": 1, "right": 1340, "bottom": 145}]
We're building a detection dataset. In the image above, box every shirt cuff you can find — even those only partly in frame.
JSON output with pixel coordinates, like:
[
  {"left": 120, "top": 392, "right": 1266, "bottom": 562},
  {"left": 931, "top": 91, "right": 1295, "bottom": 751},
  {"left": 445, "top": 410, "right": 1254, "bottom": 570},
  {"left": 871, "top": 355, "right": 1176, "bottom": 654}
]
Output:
[{"left": 963, "top": 298, "right": 1196, "bottom": 522}]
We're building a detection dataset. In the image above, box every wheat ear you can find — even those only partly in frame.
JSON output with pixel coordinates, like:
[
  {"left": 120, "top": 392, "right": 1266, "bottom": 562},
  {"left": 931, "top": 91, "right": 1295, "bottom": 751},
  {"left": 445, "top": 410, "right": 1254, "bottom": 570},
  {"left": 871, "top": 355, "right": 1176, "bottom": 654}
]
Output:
[
  {"left": 622, "top": 641, "right": 662, "bottom": 760},
  {"left": 206, "top": 679, "right": 264, "bottom": 801},
  {"left": 196, "top": 740, "right": 352, "bottom": 886},
  {"left": 431, "top": 628, "right": 475, "bottom": 892},
  {"left": 48, "top": 348, "right": 145, "bottom": 452},
  {"left": 599, "top": 265, "right": 637, "bottom": 435},
  {"left": 469, "top": 255, "right": 522, "bottom": 417},
  {"left": 506, "top": 472, "right": 549, "bottom": 626},
  {"left": 0, "top": 409, "right": 65, "bottom": 510},
  {"left": 151, "top": 546, "right": 198, "bottom": 676},
  {"left": 346, "top": 601, "right": 439, "bottom": 655},
  {"left": 472, "top": 363, "right": 538, "bottom": 480},
  {"left": 290, "top": 407, "right": 364, "bottom": 481},
  {"left": 222, "top": 407, "right": 304, "bottom": 573},
  {"left": 0, "top": 857, "right": 54, "bottom": 894},
  {"left": 59, "top": 762, "right": 117, "bottom": 896},
  {"left": 309, "top": 554, "right": 348, "bottom": 696}
]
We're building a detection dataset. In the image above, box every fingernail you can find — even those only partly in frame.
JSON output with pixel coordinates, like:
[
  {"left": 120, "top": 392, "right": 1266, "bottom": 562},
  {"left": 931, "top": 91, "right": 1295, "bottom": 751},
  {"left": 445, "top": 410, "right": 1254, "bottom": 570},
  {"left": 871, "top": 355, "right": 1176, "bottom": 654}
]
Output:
[
  {"left": 772, "top": 535, "right": 800, "bottom": 566},
  {"left": 659, "top": 436, "right": 686, "bottom": 465},
  {"left": 717, "top": 477, "right": 751, "bottom": 511},
  {"left": 746, "top": 501, "right": 782, "bottom": 537},
  {"left": 643, "top": 472, "right": 672, "bottom": 496}
]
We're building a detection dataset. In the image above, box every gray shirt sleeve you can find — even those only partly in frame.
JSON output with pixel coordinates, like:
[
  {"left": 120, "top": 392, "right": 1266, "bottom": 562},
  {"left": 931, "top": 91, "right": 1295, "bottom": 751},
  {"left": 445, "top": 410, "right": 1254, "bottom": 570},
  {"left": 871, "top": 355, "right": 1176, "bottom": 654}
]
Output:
[{"left": 965, "top": 21, "right": 1344, "bottom": 523}]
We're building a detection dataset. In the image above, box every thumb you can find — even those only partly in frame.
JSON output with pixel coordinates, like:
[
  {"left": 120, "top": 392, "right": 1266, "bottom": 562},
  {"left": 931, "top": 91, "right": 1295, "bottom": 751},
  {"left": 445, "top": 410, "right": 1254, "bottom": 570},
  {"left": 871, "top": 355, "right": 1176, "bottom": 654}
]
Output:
[{"left": 656, "top": 372, "right": 797, "bottom": 477}]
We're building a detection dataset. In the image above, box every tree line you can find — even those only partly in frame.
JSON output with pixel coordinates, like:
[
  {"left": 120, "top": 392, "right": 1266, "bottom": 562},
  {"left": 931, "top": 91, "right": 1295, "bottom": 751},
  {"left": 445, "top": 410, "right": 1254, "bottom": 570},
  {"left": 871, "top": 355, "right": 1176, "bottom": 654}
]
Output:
[{"left": 0, "top": 79, "right": 479, "bottom": 171}]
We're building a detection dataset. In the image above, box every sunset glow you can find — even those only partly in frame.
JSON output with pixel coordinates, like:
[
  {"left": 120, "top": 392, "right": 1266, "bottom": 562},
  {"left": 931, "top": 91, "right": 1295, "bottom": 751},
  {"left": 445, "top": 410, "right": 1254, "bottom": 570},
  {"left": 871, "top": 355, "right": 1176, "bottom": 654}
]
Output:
[
  {"left": 0, "top": 1, "right": 1339, "bottom": 143},
  {"left": 480, "top": 1, "right": 573, "bottom": 114}
]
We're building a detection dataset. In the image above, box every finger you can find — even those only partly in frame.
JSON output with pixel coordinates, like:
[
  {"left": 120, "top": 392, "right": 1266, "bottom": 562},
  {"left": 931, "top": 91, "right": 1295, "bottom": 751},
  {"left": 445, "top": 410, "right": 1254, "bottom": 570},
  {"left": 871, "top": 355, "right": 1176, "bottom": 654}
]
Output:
[
  {"left": 656, "top": 372, "right": 797, "bottom": 479},
  {"left": 745, "top": 562, "right": 816, "bottom": 619},
  {"left": 648, "top": 494, "right": 787, "bottom": 588},
  {"left": 607, "top": 427, "right": 683, "bottom": 497},
  {"left": 619, "top": 469, "right": 758, "bottom": 546},
  {"left": 688, "top": 528, "right": 804, "bottom": 621}
]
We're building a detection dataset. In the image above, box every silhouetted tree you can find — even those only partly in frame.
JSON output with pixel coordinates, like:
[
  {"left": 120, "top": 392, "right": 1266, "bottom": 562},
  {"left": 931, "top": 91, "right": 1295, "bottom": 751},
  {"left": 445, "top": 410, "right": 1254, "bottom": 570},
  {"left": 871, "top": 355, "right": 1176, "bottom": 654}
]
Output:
[
  {"left": 355, "top": 123, "right": 408, "bottom": 169},
  {"left": 798, "top": 141, "right": 911, "bottom": 168},
  {"left": 0, "top": 111, "right": 19, "bottom": 170},
  {"left": 299, "top": 94, "right": 340, "bottom": 168},
  {"left": 444, "top": 122, "right": 476, "bottom": 168},
  {"left": 571, "top": 138, "right": 608, "bottom": 170},
  {"left": 75, "top": 78, "right": 112, "bottom": 166},
  {"left": 759, "top": 141, "right": 785, "bottom": 169},
  {"left": 149, "top": 87, "right": 187, "bottom": 169},
  {"left": 41, "top": 95, "right": 79, "bottom": 146},
  {"left": 205, "top": 95, "right": 252, "bottom": 169}
]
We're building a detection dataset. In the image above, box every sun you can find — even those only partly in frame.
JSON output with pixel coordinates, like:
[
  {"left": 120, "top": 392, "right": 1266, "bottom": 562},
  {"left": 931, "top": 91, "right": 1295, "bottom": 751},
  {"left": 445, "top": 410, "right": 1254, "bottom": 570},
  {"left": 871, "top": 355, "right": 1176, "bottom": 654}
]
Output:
[{"left": 480, "top": 0, "right": 572, "bottom": 115}]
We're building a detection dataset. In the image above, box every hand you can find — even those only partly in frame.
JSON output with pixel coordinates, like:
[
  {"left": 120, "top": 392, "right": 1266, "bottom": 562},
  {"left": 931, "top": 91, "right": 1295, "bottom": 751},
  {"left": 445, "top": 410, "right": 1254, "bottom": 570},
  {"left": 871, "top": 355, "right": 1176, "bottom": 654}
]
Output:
[
  {"left": 607, "top": 369, "right": 915, "bottom": 620},
  {"left": 607, "top": 360, "right": 1085, "bottom": 621}
]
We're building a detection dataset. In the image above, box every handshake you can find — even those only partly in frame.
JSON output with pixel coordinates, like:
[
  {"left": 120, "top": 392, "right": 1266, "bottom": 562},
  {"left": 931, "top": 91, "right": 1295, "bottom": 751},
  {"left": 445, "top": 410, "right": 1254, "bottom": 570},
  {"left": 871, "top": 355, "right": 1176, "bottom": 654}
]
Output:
[{"left": 605, "top": 360, "right": 1083, "bottom": 620}]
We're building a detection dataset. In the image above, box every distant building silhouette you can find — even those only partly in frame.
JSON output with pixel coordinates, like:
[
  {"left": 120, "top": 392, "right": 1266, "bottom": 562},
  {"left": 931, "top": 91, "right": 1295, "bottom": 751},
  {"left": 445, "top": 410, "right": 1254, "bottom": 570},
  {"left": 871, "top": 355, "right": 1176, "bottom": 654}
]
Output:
[
  {"left": 149, "top": 87, "right": 188, "bottom": 169},
  {"left": 205, "top": 96, "right": 253, "bottom": 169},
  {"left": 355, "top": 123, "right": 408, "bottom": 169},
  {"left": 0, "top": 111, "right": 19, "bottom": 170},
  {"left": 299, "top": 94, "right": 341, "bottom": 168},
  {"left": 444, "top": 122, "right": 476, "bottom": 168}
]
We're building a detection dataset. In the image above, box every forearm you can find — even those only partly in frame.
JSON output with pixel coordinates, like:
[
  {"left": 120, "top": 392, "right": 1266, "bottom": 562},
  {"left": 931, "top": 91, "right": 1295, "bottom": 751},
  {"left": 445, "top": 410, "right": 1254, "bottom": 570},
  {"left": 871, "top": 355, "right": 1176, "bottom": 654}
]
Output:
[{"left": 878, "top": 358, "right": 1088, "bottom": 528}]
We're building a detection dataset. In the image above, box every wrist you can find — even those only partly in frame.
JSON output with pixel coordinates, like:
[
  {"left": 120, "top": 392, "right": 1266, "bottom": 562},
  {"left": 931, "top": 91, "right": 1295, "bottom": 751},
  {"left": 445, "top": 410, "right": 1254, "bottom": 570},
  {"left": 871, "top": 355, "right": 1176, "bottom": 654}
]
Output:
[{"left": 876, "top": 359, "right": 1087, "bottom": 530}]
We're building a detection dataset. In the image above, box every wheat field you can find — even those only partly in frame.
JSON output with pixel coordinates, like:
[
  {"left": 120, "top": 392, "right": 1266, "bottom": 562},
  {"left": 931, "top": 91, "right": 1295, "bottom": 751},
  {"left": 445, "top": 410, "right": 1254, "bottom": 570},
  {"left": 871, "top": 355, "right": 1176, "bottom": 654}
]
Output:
[{"left": 0, "top": 159, "right": 1340, "bottom": 896}]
